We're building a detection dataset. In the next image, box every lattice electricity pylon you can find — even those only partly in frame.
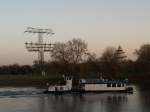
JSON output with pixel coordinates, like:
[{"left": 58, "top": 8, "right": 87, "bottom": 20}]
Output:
[
  {"left": 24, "top": 27, "right": 55, "bottom": 75},
  {"left": 25, "top": 42, "right": 55, "bottom": 52}
]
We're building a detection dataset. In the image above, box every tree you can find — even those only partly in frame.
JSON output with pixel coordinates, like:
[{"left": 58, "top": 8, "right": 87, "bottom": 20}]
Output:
[
  {"left": 67, "top": 38, "right": 88, "bottom": 64},
  {"left": 114, "top": 46, "right": 127, "bottom": 76},
  {"left": 101, "top": 47, "right": 116, "bottom": 63},
  {"left": 100, "top": 47, "right": 117, "bottom": 78},
  {"left": 51, "top": 38, "right": 88, "bottom": 64},
  {"left": 135, "top": 44, "right": 150, "bottom": 73},
  {"left": 51, "top": 42, "right": 68, "bottom": 64},
  {"left": 81, "top": 52, "right": 99, "bottom": 74},
  {"left": 51, "top": 38, "right": 88, "bottom": 87},
  {"left": 51, "top": 38, "right": 88, "bottom": 74},
  {"left": 100, "top": 46, "right": 127, "bottom": 78},
  {"left": 114, "top": 45, "right": 127, "bottom": 64},
  {"left": 51, "top": 38, "right": 88, "bottom": 67}
]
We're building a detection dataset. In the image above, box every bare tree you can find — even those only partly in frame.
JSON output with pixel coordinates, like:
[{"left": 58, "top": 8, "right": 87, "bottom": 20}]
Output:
[
  {"left": 51, "top": 38, "right": 88, "bottom": 64},
  {"left": 51, "top": 42, "right": 69, "bottom": 64},
  {"left": 66, "top": 38, "right": 88, "bottom": 64},
  {"left": 51, "top": 38, "right": 88, "bottom": 87}
]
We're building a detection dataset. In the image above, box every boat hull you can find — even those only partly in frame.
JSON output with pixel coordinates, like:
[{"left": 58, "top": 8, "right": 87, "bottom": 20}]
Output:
[{"left": 44, "top": 88, "right": 133, "bottom": 94}]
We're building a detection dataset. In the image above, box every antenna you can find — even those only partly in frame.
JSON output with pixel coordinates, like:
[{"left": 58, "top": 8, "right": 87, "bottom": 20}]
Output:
[{"left": 24, "top": 27, "right": 55, "bottom": 76}]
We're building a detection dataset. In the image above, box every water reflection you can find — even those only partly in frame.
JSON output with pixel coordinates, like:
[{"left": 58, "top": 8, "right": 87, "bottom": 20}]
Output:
[
  {"left": 37, "top": 93, "right": 130, "bottom": 112},
  {"left": 0, "top": 86, "right": 150, "bottom": 112}
]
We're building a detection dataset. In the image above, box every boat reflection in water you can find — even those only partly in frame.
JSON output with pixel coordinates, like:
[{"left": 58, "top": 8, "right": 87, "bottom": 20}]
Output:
[
  {"left": 0, "top": 86, "right": 149, "bottom": 112},
  {"left": 43, "top": 93, "right": 130, "bottom": 112}
]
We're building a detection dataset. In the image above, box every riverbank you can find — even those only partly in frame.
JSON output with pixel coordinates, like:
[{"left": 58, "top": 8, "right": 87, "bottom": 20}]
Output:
[
  {"left": 0, "top": 75, "right": 62, "bottom": 87},
  {"left": 0, "top": 74, "right": 149, "bottom": 87}
]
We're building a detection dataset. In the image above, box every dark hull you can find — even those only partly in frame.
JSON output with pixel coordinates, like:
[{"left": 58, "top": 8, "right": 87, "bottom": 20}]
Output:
[{"left": 44, "top": 89, "right": 133, "bottom": 94}]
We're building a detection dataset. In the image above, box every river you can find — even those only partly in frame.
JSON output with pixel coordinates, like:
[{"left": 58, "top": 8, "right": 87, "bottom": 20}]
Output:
[{"left": 0, "top": 86, "right": 149, "bottom": 112}]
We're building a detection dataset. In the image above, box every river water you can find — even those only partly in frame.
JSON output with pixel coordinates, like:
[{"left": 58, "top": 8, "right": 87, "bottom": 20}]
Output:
[{"left": 0, "top": 86, "right": 149, "bottom": 112}]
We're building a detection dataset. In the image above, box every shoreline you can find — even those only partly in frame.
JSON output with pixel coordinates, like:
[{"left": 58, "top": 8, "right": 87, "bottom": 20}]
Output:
[
  {"left": 0, "top": 75, "right": 61, "bottom": 87},
  {"left": 0, "top": 75, "right": 149, "bottom": 87}
]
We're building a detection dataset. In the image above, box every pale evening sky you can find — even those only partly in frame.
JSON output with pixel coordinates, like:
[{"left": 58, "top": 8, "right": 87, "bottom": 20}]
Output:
[{"left": 0, "top": 0, "right": 150, "bottom": 65}]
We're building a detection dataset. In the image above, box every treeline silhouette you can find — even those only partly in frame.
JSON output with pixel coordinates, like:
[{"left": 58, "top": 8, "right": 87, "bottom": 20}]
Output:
[{"left": 0, "top": 38, "right": 150, "bottom": 81}]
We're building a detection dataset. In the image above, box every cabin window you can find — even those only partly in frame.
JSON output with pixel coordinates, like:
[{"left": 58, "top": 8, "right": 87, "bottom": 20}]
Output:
[
  {"left": 67, "top": 77, "right": 71, "bottom": 80},
  {"left": 60, "top": 87, "right": 63, "bottom": 90},
  {"left": 117, "top": 83, "right": 121, "bottom": 87},
  {"left": 107, "top": 83, "right": 111, "bottom": 87},
  {"left": 112, "top": 83, "right": 116, "bottom": 87},
  {"left": 55, "top": 87, "right": 58, "bottom": 91}
]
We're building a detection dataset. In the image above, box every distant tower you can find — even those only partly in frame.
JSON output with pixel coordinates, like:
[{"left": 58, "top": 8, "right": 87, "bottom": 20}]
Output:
[{"left": 24, "top": 27, "right": 55, "bottom": 76}]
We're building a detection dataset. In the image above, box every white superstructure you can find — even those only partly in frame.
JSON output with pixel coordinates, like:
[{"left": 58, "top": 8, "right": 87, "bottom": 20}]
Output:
[
  {"left": 47, "top": 76, "right": 72, "bottom": 92},
  {"left": 79, "top": 79, "right": 132, "bottom": 92},
  {"left": 45, "top": 76, "right": 133, "bottom": 93}
]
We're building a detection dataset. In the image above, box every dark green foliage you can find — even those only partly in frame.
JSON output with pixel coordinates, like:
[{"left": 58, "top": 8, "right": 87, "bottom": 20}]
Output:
[
  {"left": 0, "top": 64, "right": 33, "bottom": 75},
  {"left": 135, "top": 44, "right": 150, "bottom": 73}
]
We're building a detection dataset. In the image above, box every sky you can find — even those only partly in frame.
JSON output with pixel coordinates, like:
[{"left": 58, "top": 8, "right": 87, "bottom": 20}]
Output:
[{"left": 0, "top": 0, "right": 150, "bottom": 65}]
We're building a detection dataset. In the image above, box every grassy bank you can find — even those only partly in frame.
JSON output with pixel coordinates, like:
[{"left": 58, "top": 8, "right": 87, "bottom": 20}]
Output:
[
  {"left": 0, "top": 74, "right": 149, "bottom": 87},
  {"left": 0, "top": 75, "right": 62, "bottom": 87}
]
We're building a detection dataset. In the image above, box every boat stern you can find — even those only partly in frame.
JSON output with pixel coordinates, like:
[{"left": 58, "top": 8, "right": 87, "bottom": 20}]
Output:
[{"left": 125, "top": 86, "right": 134, "bottom": 93}]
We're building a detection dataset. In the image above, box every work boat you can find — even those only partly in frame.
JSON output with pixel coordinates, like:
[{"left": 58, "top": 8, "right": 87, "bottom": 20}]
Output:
[
  {"left": 45, "top": 76, "right": 72, "bottom": 93},
  {"left": 44, "top": 76, "right": 133, "bottom": 94}
]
